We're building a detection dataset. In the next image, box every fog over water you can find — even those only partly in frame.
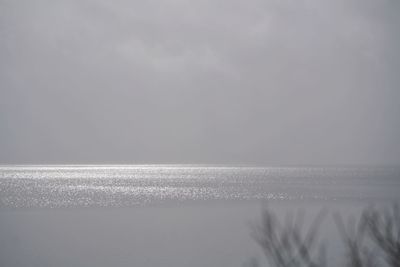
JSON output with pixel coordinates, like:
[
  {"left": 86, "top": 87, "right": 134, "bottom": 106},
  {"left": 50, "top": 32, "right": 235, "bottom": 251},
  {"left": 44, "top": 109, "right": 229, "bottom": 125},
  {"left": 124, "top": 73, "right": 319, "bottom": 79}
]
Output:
[
  {"left": 1, "top": 2, "right": 400, "bottom": 266},
  {"left": 1, "top": 0, "right": 400, "bottom": 165}
]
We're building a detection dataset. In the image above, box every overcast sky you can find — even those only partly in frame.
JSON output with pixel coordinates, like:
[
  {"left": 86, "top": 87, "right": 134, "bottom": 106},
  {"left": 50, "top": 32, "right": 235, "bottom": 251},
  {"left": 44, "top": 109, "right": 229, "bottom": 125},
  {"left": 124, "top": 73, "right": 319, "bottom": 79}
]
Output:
[{"left": 1, "top": 0, "right": 399, "bottom": 165}]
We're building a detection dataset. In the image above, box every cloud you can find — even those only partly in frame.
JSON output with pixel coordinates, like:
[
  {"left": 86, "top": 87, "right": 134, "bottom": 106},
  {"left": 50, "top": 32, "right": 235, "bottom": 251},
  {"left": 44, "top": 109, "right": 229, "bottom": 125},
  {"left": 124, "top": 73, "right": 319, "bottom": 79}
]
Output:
[{"left": 0, "top": 0, "right": 399, "bottom": 164}]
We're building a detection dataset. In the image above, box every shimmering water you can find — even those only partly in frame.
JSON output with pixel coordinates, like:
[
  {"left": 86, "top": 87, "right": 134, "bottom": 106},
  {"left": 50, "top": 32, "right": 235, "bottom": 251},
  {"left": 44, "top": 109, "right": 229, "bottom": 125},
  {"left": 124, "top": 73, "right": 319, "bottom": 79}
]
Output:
[{"left": 1, "top": 165, "right": 399, "bottom": 208}]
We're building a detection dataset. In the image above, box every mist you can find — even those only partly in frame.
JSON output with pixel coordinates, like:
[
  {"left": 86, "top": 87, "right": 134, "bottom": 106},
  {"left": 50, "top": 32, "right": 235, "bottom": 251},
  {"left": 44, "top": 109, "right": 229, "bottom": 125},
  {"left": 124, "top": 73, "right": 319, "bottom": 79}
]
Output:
[{"left": 1, "top": 0, "right": 400, "bottom": 165}]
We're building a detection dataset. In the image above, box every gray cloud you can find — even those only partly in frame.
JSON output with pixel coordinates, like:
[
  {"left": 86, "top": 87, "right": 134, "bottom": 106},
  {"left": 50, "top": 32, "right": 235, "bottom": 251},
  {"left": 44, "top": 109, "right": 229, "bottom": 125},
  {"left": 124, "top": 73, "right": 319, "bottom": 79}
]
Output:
[{"left": 1, "top": 0, "right": 399, "bottom": 165}]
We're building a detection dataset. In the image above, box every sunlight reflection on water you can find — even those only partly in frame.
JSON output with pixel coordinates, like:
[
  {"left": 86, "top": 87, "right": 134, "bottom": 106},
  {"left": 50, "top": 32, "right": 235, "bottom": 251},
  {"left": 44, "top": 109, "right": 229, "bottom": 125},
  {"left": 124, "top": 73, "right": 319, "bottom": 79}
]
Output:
[{"left": 0, "top": 165, "right": 399, "bottom": 208}]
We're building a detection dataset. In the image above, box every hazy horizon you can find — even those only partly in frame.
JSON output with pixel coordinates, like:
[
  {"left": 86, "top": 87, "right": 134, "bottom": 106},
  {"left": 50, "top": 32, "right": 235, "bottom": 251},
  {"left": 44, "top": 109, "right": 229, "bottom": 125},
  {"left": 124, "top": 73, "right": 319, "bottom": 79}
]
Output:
[
  {"left": 1, "top": 163, "right": 400, "bottom": 168},
  {"left": 1, "top": 0, "right": 400, "bottom": 166}
]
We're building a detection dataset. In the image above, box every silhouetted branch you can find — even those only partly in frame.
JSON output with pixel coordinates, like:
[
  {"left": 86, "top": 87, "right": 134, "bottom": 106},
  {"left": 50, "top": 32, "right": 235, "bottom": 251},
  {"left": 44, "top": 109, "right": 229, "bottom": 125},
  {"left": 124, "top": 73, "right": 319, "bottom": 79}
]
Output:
[
  {"left": 250, "top": 203, "right": 400, "bottom": 267},
  {"left": 363, "top": 205, "right": 400, "bottom": 267},
  {"left": 333, "top": 212, "right": 376, "bottom": 267},
  {"left": 251, "top": 207, "right": 327, "bottom": 267}
]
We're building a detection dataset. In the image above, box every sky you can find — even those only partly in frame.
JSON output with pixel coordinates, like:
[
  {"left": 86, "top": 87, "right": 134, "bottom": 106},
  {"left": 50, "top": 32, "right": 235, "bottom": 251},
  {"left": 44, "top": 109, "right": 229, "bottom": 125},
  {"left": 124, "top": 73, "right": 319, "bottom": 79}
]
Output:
[{"left": 1, "top": 0, "right": 399, "bottom": 165}]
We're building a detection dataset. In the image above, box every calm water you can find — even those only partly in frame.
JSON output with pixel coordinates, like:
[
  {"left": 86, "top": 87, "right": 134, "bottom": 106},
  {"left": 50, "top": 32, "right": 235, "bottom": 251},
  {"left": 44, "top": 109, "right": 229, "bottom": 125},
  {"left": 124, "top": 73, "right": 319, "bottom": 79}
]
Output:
[
  {"left": 1, "top": 165, "right": 400, "bottom": 267},
  {"left": 1, "top": 165, "right": 399, "bottom": 209}
]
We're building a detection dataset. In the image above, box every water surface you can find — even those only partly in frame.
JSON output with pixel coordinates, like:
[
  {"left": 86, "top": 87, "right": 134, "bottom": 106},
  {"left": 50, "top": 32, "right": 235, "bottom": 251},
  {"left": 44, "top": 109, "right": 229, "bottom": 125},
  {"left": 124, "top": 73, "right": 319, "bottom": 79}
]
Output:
[{"left": 1, "top": 165, "right": 399, "bottom": 208}]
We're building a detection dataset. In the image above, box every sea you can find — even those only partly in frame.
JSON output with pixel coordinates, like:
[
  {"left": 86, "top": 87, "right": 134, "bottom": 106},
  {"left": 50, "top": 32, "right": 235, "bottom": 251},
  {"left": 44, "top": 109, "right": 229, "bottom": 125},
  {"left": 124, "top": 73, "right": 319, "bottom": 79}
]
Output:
[
  {"left": 0, "top": 165, "right": 399, "bottom": 267},
  {"left": 1, "top": 165, "right": 399, "bottom": 208}
]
